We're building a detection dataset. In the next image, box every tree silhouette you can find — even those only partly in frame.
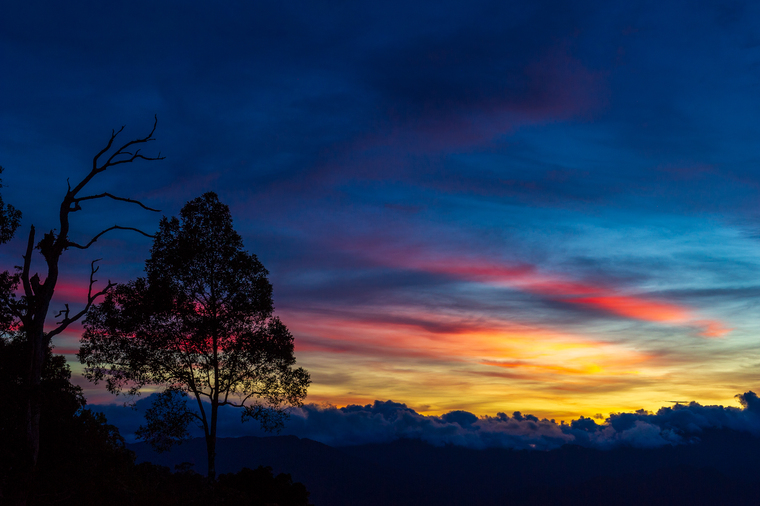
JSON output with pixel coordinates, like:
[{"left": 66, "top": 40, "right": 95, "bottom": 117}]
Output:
[
  {"left": 0, "top": 166, "right": 22, "bottom": 335},
  {"left": 217, "top": 466, "right": 311, "bottom": 505},
  {"left": 80, "top": 192, "right": 311, "bottom": 480},
  {"left": 0, "top": 119, "right": 163, "bottom": 504},
  {"left": 0, "top": 337, "right": 135, "bottom": 504},
  {"left": 0, "top": 166, "right": 21, "bottom": 245}
]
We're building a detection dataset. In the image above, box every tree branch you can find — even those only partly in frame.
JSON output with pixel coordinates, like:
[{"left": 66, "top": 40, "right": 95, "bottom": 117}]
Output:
[
  {"left": 219, "top": 391, "right": 260, "bottom": 408},
  {"left": 75, "top": 115, "right": 163, "bottom": 198},
  {"left": 97, "top": 116, "right": 163, "bottom": 174},
  {"left": 72, "top": 193, "right": 161, "bottom": 213},
  {"left": 47, "top": 259, "right": 116, "bottom": 338},
  {"left": 54, "top": 304, "right": 70, "bottom": 321},
  {"left": 66, "top": 225, "right": 154, "bottom": 250},
  {"left": 91, "top": 126, "right": 125, "bottom": 172},
  {"left": 103, "top": 150, "right": 164, "bottom": 169}
]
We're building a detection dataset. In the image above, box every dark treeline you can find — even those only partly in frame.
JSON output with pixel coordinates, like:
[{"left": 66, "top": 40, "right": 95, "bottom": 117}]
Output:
[
  {"left": 0, "top": 339, "right": 311, "bottom": 505},
  {"left": 131, "top": 431, "right": 760, "bottom": 506}
]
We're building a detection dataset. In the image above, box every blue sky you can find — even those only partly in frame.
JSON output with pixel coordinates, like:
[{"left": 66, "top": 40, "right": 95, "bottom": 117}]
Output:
[{"left": 3, "top": 0, "right": 760, "bottom": 419}]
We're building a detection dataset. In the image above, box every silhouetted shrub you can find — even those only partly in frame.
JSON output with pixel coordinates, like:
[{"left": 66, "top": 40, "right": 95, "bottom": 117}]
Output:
[{"left": 217, "top": 466, "right": 311, "bottom": 506}]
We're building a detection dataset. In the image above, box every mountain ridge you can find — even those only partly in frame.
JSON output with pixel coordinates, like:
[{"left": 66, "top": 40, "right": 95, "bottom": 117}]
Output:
[{"left": 128, "top": 429, "right": 760, "bottom": 505}]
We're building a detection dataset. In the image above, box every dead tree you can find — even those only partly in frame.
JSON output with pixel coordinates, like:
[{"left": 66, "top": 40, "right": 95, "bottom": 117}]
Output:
[{"left": 8, "top": 117, "right": 163, "bottom": 504}]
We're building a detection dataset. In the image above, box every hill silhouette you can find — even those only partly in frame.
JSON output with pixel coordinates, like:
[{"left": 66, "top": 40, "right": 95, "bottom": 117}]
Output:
[{"left": 129, "top": 429, "right": 760, "bottom": 505}]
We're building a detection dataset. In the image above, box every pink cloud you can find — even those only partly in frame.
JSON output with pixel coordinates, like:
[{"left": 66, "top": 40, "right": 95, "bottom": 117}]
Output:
[{"left": 371, "top": 252, "right": 730, "bottom": 338}]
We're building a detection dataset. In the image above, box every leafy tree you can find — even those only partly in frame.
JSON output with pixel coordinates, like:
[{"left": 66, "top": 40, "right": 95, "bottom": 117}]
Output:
[
  {"left": 0, "top": 337, "right": 135, "bottom": 505},
  {"left": 0, "top": 166, "right": 21, "bottom": 244},
  {"left": 80, "top": 192, "right": 311, "bottom": 480},
  {"left": 217, "top": 466, "right": 311, "bottom": 506},
  {"left": 0, "top": 166, "right": 21, "bottom": 334}
]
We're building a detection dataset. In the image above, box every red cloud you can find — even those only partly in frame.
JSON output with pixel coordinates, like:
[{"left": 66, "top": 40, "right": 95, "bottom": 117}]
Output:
[{"left": 390, "top": 256, "right": 730, "bottom": 338}]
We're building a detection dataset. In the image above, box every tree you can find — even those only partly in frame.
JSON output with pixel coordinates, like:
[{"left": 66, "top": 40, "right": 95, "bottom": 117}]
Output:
[
  {"left": 0, "top": 338, "right": 135, "bottom": 504},
  {"left": 0, "top": 166, "right": 22, "bottom": 334},
  {"left": 0, "top": 166, "right": 21, "bottom": 244},
  {"left": 0, "top": 119, "right": 163, "bottom": 504},
  {"left": 79, "top": 192, "right": 311, "bottom": 480}
]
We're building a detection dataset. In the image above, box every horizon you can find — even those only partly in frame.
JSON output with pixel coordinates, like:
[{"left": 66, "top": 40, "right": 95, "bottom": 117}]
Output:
[
  {"left": 4, "top": 1, "right": 760, "bottom": 423},
  {"left": 89, "top": 389, "right": 760, "bottom": 452}
]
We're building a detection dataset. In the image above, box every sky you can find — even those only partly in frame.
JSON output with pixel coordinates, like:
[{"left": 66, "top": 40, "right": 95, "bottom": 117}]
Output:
[{"left": 3, "top": 1, "right": 760, "bottom": 422}]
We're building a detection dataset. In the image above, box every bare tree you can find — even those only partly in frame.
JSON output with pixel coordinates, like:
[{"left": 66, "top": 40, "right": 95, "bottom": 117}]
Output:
[{"left": 4, "top": 118, "right": 163, "bottom": 504}]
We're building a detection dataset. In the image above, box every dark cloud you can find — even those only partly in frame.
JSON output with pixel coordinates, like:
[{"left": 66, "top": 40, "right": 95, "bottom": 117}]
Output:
[
  {"left": 94, "top": 392, "right": 760, "bottom": 451},
  {"left": 361, "top": 3, "right": 606, "bottom": 125}
]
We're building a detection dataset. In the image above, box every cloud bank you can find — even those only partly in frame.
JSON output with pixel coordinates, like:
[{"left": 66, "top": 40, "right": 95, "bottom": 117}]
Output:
[{"left": 94, "top": 391, "right": 760, "bottom": 451}]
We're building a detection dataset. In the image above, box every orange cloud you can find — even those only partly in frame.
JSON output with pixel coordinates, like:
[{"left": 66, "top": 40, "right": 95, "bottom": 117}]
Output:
[
  {"left": 282, "top": 305, "right": 678, "bottom": 419},
  {"left": 284, "top": 307, "right": 659, "bottom": 376}
]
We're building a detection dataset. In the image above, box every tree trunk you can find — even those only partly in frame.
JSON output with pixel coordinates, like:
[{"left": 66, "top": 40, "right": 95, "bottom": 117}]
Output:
[
  {"left": 205, "top": 427, "right": 217, "bottom": 481},
  {"left": 25, "top": 320, "right": 49, "bottom": 467},
  {"left": 11, "top": 337, "right": 48, "bottom": 506},
  {"left": 18, "top": 256, "right": 55, "bottom": 506}
]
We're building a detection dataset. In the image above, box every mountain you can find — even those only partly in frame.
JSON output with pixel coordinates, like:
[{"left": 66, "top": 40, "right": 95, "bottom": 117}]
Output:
[
  {"left": 128, "top": 429, "right": 760, "bottom": 505},
  {"left": 129, "top": 435, "right": 426, "bottom": 505}
]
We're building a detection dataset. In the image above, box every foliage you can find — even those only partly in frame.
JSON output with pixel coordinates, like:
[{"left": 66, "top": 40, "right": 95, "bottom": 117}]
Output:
[
  {"left": 216, "top": 466, "right": 312, "bottom": 506},
  {"left": 0, "top": 336, "right": 313, "bottom": 505},
  {"left": 0, "top": 337, "right": 135, "bottom": 504},
  {"left": 80, "top": 192, "right": 310, "bottom": 478},
  {"left": 135, "top": 388, "right": 195, "bottom": 453},
  {"left": 0, "top": 166, "right": 21, "bottom": 337},
  {"left": 0, "top": 166, "right": 21, "bottom": 245},
  {"left": 123, "top": 463, "right": 312, "bottom": 506}
]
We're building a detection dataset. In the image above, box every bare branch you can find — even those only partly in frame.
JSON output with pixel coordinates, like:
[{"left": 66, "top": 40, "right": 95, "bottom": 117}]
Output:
[
  {"left": 66, "top": 225, "right": 154, "bottom": 250},
  {"left": 102, "top": 150, "right": 165, "bottom": 170},
  {"left": 98, "top": 116, "right": 163, "bottom": 173},
  {"left": 74, "top": 116, "right": 162, "bottom": 198},
  {"left": 54, "top": 304, "right": 70, "bottom": 322},
  {"left": 73, "top": 193, "right": 161, "bottom": 213},
  {"left": 92, "top": 125, "right": 125, "bottom": 171},
  {"left": 47, "top": 259, "right": 116, "bottom": 338}
]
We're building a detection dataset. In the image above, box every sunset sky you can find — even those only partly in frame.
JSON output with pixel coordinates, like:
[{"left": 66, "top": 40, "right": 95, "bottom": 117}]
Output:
[{"left": 3, "top": 1, "right": 760, "bottom": 421}]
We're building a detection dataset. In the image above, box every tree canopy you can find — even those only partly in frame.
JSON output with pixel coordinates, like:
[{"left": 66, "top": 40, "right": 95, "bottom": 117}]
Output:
[
  {"left": 0, "top": 166, "right": 21, "bottom": 335},
  {"left": 0, "top": 336, "right": 135, "bottom": 504},
  {"left": 80, "top": 192, "right": 310, "bottom": 479},
  {"left": 0, "top": 166, "right": 21, "bottom": 245}
]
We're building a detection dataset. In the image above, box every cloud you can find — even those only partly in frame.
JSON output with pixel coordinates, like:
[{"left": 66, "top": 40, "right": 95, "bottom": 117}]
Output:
[
  {"left": 8, "top": 0, "right": 760, "bottom": 433},
  {"left": 361, "top": 251, "right": 731, "bottom": 337},
  {"left": 95, "top": 391, "right": 760, "bottom": 452}
]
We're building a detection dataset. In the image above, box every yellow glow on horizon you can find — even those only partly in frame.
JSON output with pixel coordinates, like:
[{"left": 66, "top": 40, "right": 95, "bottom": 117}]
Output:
[
  {"left": 55, "top": 300, "right": 757, "bottom": 423},
  {"left": 280, "top": 306, "right": 740, "bottom": 421}
]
